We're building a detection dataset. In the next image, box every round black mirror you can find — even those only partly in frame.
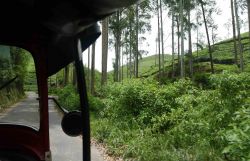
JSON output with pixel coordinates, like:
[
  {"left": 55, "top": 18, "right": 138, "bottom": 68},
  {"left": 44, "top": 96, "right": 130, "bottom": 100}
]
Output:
[{"left": 61, "top": 111, "right": 82, "bottom": 137}]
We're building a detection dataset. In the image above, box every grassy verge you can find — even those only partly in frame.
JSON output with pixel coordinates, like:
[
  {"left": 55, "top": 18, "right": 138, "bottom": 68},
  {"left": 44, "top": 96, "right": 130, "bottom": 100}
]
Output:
[{"left": 0, "top": 87, "right": 26, "bottom": 112}]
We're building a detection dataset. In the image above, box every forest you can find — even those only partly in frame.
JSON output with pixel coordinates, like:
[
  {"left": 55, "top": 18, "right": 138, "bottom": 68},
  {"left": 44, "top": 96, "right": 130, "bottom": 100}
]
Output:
[
  {"left": 48, "top": 0, "right": 250, "bottom": 160},
  {"left": 0, "top": 0, "right": 250, "bottom": 160}
]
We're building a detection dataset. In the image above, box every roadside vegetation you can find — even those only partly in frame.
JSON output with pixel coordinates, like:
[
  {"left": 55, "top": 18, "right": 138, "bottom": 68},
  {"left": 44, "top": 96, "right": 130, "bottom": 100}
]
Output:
[
  {"left": 0, "top": 46, "right": 32, "bottom": 111},
  {"left": 91, "top": 73, "right": 250, "bottom": 160},
  {"left": 53, "top": 70, "right": 250, "bottom": 160},
  {"left": 1, "top": 0, "right": 248, "bottom": 160},
  {"left": 49, "top": 31, "right": 250, "bottom": 160},
  {"left": 0, "top": 0, "right": 250, "bottom": 161}
]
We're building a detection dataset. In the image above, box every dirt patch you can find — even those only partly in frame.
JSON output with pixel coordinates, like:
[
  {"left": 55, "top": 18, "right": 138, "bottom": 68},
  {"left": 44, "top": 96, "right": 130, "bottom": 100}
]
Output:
[{"left": 91, "top": 138, "right": 126, "bottom": 161}]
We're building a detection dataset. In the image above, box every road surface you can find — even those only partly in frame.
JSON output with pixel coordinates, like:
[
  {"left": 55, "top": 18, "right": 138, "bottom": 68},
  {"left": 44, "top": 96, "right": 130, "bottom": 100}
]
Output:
[{"left": 0, "top": 92, "right": 104, "bottom": 161}]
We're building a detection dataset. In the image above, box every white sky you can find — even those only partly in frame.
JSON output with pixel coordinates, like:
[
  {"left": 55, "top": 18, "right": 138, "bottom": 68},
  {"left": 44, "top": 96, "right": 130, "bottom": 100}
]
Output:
[{"left": 83, "top": 0, "right": 248, "bottom": 72}]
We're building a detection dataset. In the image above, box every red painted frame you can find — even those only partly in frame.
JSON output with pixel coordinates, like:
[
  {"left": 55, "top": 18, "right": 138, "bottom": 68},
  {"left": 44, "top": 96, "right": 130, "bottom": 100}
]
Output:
[{"left": 0, "top": 36, "right": 50, "bottom": 161}]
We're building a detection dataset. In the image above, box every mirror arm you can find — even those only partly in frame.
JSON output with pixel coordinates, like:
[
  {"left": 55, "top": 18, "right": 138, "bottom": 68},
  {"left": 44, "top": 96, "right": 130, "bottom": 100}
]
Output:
[
  {"left": 48, "top": 97, "right": 69, "bottom": 114},
  {"left": 74, "top": 39, "right": 91, "bottom": 161}
]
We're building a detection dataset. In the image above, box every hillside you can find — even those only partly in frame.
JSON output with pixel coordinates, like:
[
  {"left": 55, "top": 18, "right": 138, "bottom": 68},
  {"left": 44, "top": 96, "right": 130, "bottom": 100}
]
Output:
[
  {"left": 108, "top": 54, "right": 173, "bottom": 80},
  {"left": 91, "top": 33, "right": 250, "bottom": 161},
  {"left": 109, "top": 32, "right": 250, "bottom": 81}
]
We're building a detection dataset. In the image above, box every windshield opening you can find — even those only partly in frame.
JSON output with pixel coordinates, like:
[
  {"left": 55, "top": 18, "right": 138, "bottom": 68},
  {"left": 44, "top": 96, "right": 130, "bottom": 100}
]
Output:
[{"left": 0, "top": 45, "right": 39, "bottom": 130}]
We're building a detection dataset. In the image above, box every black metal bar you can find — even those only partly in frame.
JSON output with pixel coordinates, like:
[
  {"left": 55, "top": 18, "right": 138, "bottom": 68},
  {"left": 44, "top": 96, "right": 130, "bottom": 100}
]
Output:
[
  {"left": 74, "top": 39, "right": 91, "bottom": 161},
  {"left": 48, "top": 97, "right": 69, "bottom": 114}
]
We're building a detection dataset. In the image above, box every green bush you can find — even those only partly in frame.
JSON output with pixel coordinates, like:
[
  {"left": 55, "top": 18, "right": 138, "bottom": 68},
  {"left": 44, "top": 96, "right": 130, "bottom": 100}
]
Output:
[
  {"left": 91, "top": 72, "right": 250, "bottom": 160},
  {"left": 194, "top": 73, "right": 211, "bottom": 88},
  {"left": 223, "top": 107, "right": 250, "bottom": 160},
  {"left": 53, "top": 85, "right": 105, "bottom": 113},
  {"left": 57, "top": 85, "right": 80, "bottom": 111},
  {"left": 88, "top": 94, "right": 105, "bottom": 113}
]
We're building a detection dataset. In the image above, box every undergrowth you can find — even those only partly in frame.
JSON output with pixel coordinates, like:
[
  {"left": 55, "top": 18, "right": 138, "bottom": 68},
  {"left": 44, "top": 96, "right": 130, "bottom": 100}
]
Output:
[
  {"left": 91, "top": 71, "right": 250, "bottom": 161},
  {"left": 53, "top": 72, "right": 250, "bottom": 160}
]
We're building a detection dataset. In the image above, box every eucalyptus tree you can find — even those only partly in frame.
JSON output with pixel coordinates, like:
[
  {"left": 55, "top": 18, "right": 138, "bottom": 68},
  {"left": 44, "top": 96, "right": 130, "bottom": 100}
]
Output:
[
  {"left": 135, "top": 4, "right": 139, "bottom": 78},
  {"left": 234, "top": 0, "right": 244, "bottom": 71},
  {"left": 247, "top": 0, "right": 250, "bottom": 39},
  {"left": 185, "top": 0, "right": 196, "bottom": 78},
  {"left": 231, "top": 0, "right": 238, "bottom": 65},
  {"left": 64, "top": 65, "right": 69, "bottom": 85},
  {"left": 187, "top": 7, "right": 193, "bottom": 78},
  {"left": 109, "top": 10, "right": 126, "bottom": 82},
  {"left": 90, "top": 42, "right": 96, "bottom": 95},
  {"left": 101, "top": 18, "right": 109, "bottom": 86},
  {"left": 164, "top": 0, "right": 194, "bottom": 78},
  {"left": 124, "top": 6, "right": 136, "bottom": 78},
  {"left": 135, "top": 0, "right": 152, "bottom": 77},
  {"left": 198, "top": 0, "right": 215, "bottom": 74},
  {"left": 159, "top": 0, "right": 165, "bottom": 74},
  {"left": 109, "top": 0, "right": 151, "bottom": 80},
  {"left": 179, "top": 0, "right": 185, "bottom": 78},
  {"left": 87, "top": 47, "right": 91, "bottom": 90},
  {"left": 195, "top": 9, "right": 202, "bottom": 57},
  {"left": 122, "top": 28, "right": 131, "bottom": 79},
  {"left": 164, "top": 0, "right": 184, "bottom": 77},
  {"left": 157, "top": 0, "right": 162, "bottom": 77},
  {"left": 171, "top": 4, "right": 176, "bottom": 78},
  {"left": 206, "top": 6, "right": 221, "bottom": 46}
]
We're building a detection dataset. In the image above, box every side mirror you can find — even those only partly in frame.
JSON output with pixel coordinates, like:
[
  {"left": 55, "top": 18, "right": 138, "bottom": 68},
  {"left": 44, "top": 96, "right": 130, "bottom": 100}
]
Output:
[{"left": 61, "top": 111, "right": 82, "bottom": 137}]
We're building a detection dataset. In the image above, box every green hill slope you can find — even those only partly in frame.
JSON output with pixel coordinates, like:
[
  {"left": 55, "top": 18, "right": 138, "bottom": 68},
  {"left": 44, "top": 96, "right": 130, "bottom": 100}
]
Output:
[
  {"left": 109, "top": 32, "right": 250, "bottom": 81},
  {"left": 108, "top": 54, "right": 173, "bottom": 80}
]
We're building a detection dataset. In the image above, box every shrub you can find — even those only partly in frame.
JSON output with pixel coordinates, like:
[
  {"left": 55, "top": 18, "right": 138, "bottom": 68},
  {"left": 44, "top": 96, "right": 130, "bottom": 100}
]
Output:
[
  {"left": 91, "top": 72, "right": 250, "bottom": 160},
  {"left": 223, "top": 107, "right": 250, "bottom": 160},
  {"left": 57, "top": 85, "right": 80, "bottom": 111}
]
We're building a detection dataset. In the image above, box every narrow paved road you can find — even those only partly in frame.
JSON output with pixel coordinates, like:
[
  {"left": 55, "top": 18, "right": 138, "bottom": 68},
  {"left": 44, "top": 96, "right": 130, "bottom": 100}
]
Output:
[{"left": 0, "top": 92, "right": 104, "bottom": 161}]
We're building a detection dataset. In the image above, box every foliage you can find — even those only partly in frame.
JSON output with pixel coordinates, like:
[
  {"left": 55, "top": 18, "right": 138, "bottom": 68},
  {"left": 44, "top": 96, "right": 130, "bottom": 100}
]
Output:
[
  {"left": 91, "top": 72, "right": 250, "bottom": 160},
  {"left": 56, "top": 85, "right": 80, "bottom": 111},
  {"left": 0, "top": 46, "right": 32, "bottom": 110},
  {"left": 51, "top": 85, "right": 104, "bottom": 112},
  {"left": 223, "top": 108, "right": 250, "bottom": 160}
]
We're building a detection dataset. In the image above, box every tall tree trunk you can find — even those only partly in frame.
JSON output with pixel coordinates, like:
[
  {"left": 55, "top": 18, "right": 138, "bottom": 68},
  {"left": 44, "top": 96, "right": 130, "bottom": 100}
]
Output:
[
  {"left": 114, "top": 11, "right": 120, "bottom": 82},
  {"left": 180, "top": 0, "right": 185, "bottom": 78},
  {"left": 64, "top": 65, "right": 69, "bottom": 85},
  {"left": 119, "top": 46, "right": 122, "bottom": 81},
  {"left": 90, "top": 43, "right": 96, "bottom": 95},
  {"left": 231, "top": 0, "right": 238, "bottom": 65},
  {"left": 172, "top": 10, "right": 175, "bottom": 78},
  {"left": 177, "top": 17, "right": 180, "bottom": 73},
  {"left": 135, "top": 4, "right": 139, "bottom": 78},
  {"left": 157, "top": 0, "right": 161, "bottom": 79},
  {"left": 121, "top": 48, "right": 124, "bottom": 81},
  {"left": 101, "top": 18, "right": 109, "bottom": 86},
  {"left": 72, "top": 63, "right": 77, "bottom": 86},
  {"left": 247, "top": 0, "right": 250, "bottom": 42},
  {"left": 188, "top": 9, "right": 193, "bottom": 78},
  {"left": 117, "top": 42, "right": 121, "bottom": 81},
  {"left": 200, "top": 0, "right": 214, "bottom": 74},
  {"left": 126, "top": 54, "right": 129, "bottom": 79},
  {"left": 196, "top": 13, "right": 200, "bottom": 70},
  {"left": 160, "top": 0, "right": 165, "bottom": 74},
  {"left": 129, "top": 21, "right": 132, "bottom": 79},
  {"left": 129, "top": 47, "right": 132, "bottom": 78},
  {"left": 155, "top": 39, "right": 158, "bottom": 67},
  {"left": 134, "top": 56, "right": 136, "bottom": 76},
  {"left": 234, "top": 0, "right": 243, "bottom": 71},
  {"left": 87, "top": 47, "right": 91, "bottom": 91}
]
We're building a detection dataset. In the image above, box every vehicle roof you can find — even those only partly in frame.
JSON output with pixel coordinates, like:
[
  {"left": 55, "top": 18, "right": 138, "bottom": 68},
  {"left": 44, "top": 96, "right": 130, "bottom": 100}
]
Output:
[{"left": 0, "top": 0, "right": 138, "bottom": 76}]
